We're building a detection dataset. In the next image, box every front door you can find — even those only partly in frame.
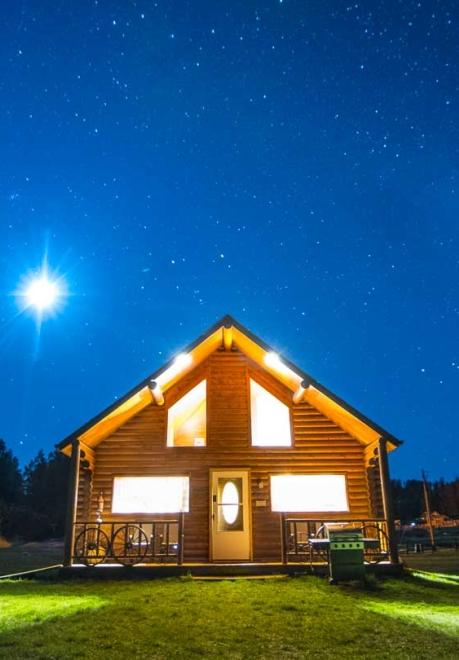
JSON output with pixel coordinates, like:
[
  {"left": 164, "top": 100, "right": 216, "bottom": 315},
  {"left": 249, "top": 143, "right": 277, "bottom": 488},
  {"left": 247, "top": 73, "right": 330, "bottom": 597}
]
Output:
[{"left": 210, "top": 470, "right": 251, "bottom": 561}]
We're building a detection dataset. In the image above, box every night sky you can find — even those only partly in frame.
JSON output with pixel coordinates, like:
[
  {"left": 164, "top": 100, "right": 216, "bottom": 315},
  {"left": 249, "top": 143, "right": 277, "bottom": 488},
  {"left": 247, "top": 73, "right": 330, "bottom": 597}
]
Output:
[{"left": 1, "top": 1, "right": 458, "bottom": 480}]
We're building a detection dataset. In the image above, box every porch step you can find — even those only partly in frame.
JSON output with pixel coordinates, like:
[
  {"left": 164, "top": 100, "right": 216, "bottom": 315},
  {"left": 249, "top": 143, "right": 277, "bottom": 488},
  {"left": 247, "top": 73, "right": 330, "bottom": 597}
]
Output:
[{"left": 189, "top": 574, "right": 289, "bottom": 581}]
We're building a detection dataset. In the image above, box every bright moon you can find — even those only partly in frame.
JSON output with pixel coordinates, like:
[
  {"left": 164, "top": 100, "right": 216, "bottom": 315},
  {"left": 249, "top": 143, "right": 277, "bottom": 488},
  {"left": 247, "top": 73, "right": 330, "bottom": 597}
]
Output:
[{"left": 23, "top": 275, "right": 61, "bottom": 311}]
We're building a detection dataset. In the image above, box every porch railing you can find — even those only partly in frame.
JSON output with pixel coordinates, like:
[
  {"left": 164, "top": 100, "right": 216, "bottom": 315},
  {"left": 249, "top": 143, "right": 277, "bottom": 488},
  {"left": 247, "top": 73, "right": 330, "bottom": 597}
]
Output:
[
  {"left": 281, "top": 516, "right": 390, "bottom": 564},
  {"left": 72, "top": 515, "right": 184, "bottom": 566}
]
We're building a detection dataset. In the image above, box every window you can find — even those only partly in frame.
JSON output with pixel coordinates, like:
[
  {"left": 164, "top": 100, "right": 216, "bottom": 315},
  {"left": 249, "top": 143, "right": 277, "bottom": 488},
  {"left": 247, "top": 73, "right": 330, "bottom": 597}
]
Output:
[
  {"left": 112, "top": 476, "right": 189, "bottom": 513},
  {"left": 250, "top": 379, "right": 291, "bottom": 446},
  {"left": 167, "top": 380, "right": 206, "bottom": 447},
  {"left": 270, "top": 474, "right": 348, "bottom": 512},
  {"left": 217, "top": 478, "right": 243, "bottom": 531}
]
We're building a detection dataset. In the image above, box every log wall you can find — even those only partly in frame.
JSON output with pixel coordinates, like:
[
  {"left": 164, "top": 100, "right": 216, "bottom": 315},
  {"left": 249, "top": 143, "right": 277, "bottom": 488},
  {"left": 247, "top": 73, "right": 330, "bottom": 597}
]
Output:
[{"left": 85, "top": 349, "right": 375, "bottom": 562}]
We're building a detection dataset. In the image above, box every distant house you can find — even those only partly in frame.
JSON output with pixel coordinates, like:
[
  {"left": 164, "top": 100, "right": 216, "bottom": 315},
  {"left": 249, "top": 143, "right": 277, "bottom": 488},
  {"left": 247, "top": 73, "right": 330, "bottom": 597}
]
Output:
[
  {"left": 58, "top": 316, "right": 401, "bottom": 570},
  {"left": 422, "top": 511, "right": 457, "bottom": 528}
]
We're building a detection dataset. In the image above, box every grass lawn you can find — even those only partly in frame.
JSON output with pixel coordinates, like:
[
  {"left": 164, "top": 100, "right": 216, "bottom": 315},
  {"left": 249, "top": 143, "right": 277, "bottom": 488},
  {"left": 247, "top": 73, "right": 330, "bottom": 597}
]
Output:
[
  {"left": 0, "top": 573, "right": 458, "bottom": 659},
  {"left": 401, "top": 548, "right": 459, "bottom": 574},
  {"left": 0, "top": 540, "right": 63, "bottom": 576}
]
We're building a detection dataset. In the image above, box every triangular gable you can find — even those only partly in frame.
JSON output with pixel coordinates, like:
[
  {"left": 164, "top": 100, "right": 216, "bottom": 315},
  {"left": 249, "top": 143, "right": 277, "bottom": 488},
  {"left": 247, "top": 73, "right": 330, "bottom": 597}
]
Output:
[{"left": 57, "top": 314, "right": 402, "bottom": 455}]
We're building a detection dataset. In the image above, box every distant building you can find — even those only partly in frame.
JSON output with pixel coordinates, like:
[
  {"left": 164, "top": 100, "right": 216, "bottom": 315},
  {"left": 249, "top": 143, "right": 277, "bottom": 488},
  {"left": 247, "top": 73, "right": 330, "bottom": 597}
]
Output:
[{"left": 421, "top": 510, "right": 457, "bottom": 528}]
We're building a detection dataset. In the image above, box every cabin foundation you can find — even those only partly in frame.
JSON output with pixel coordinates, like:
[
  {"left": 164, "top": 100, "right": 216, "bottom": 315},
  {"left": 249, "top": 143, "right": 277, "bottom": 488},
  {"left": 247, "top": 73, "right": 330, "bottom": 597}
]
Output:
[{"left": 59, "top": 561, "right": 404, "bottom": 580}]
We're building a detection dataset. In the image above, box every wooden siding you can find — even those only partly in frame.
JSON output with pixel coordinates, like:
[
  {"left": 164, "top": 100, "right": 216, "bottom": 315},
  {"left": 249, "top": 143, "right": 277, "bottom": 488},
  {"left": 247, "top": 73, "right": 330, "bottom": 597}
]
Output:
[
  {"left": 76, "top": 466, "right": 91, "bottom": 521},
  {"left": 86, "top": 349, "right": 374, "bottom": 562}
]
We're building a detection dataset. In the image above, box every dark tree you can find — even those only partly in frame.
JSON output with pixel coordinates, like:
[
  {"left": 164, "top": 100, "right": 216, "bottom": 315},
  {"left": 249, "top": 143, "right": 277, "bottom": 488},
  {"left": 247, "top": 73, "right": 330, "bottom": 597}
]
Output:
[
  {"left": 437, "top": 478, "right": 459, "bottom": 518},
  {"left": 0, "top": 439, "right": 23, "bottom": 505},
  {"left": 391, "top": 479, "right": 424, "bottom": 523},
  {"left": 391, "top": 477, "right": 459, "bottom": 523},
  {"left": 23, "top": 449, "right": 70, "bottom": 536}
]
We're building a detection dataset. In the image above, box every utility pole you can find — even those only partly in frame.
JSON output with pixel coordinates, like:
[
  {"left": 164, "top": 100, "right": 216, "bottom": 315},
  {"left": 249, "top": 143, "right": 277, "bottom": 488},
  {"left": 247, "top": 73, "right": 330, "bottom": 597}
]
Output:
[{"left": 421, "top": 470, "right": 436, "bottom": 551}]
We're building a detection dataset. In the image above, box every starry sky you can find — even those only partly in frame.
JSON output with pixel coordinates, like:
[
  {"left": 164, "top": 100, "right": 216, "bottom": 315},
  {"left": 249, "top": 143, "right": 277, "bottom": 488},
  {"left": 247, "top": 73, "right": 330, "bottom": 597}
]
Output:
[{"left": 1, "top": 1, "right": 458, "bottom": 480}]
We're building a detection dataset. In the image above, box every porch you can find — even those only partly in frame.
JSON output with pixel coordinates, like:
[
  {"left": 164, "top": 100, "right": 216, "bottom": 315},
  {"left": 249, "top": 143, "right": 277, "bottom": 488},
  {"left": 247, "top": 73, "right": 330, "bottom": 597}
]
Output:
[{"left": 67, "top": 515, "right": 399, "bottom": 575}]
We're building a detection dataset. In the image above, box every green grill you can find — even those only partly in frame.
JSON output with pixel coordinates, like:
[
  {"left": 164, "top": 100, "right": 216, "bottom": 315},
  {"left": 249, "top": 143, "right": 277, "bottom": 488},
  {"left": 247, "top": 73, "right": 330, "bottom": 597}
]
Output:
[{"left": 327, "top": 527, "right": 365, "bottom": 583}]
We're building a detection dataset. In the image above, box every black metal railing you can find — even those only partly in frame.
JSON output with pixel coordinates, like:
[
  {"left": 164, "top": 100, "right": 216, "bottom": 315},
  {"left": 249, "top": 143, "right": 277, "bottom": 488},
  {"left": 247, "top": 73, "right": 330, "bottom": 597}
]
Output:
[
  {"left": 72, "top": 515, "right": 184, "bottom": 566},
  {"left": 280, "top": 516, "right": 390, "bottom": 564}
]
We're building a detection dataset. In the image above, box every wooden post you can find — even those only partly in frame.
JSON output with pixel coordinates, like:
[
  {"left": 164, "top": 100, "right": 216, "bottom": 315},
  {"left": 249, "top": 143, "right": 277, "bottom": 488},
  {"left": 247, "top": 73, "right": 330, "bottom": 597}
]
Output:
[
  {"left": 378, "top": 437, "right": 399, "bottom": 564},
  {"left": 280, "top": 513, "right": 287, "bottom": 564},
  {"left": 63, "top": 438, "right": 81, "bottom": 567},
  {"left": 422, "top": 470, "right": 436, "bottom": 550},
  {"left": 150, "top": 380, "right": 164, "bottom": 406},
  {"left": 292, "top": 379, "right": 310, "bottom": 404},
  {"left": 223, "top": 324, "right": 233, "bottom": 351},
  {"left": 178, "top": 512, "right": 185, "bottom": 565}
]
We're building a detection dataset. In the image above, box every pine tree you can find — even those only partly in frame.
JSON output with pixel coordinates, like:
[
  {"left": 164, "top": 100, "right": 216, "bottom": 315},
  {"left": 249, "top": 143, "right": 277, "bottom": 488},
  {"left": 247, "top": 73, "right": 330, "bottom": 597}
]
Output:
[
  {"left": 23, "top": 449, "right": 69, "bottom": 535},
  {"left": 0, "top": 439, "right": 23, "bottom": 505}
]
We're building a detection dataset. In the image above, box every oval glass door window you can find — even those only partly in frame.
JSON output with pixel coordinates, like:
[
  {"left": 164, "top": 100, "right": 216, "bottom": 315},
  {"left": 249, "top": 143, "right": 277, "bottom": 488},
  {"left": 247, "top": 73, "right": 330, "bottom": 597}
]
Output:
[
  {"left": 222, "top": 481, "right": 239, "bottom": 525},
  {"left": 217, "top": 478, "right": 243, "bottom": 531}
]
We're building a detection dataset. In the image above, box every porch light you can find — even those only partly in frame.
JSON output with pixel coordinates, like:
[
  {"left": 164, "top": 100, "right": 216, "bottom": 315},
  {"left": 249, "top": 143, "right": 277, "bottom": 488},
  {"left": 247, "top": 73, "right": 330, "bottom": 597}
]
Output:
[
  {"left": 264, "top": 352, "right": 282, "bottom": 369},
  {"left": 264, "top": 352, "right": 300, "bottom": 382},
  {"left": 157, "top": 352, "right": 193, "bottom": 387},
  {"left": 174, "top": 353, "right": 192, "bottom": 369}
]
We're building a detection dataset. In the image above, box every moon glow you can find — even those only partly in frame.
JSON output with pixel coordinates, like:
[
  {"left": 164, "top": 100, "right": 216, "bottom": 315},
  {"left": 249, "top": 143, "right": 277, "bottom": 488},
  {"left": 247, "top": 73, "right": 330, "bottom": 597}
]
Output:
[{"left": 24, "top": 276, "right": 61, "bottom": 310}]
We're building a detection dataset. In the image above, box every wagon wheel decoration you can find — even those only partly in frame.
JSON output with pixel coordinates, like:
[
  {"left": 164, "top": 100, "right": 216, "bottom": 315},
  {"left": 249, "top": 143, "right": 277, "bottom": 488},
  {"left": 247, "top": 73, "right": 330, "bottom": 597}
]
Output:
[
  {"left": 112, "top": 524, "right": 149, "bottom": 565},
  {"left": 74, "top": 527, "right": 109, "bottom": 566},
  {"left": 362, "top": 524, "right": 390, "bottom": 564}
]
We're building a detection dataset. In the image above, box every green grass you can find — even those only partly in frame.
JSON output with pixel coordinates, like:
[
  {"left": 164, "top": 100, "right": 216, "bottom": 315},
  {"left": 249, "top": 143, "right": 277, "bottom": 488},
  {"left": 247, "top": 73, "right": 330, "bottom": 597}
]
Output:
[
  {"left": 0, "top": 541, "right": 63, "bottom": 576},
  {"left": 401, "top": 547, "right": 459, "bottom": 574},
  {"left": 0, "top": 574, "right": 457, "bottom": 659}
]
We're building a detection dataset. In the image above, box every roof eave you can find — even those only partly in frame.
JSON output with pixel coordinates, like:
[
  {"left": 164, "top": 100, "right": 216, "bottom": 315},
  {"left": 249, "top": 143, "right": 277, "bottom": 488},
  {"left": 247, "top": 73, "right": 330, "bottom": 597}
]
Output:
[{"left": 57, "top": 314, "right": 403, "bottom": 452}]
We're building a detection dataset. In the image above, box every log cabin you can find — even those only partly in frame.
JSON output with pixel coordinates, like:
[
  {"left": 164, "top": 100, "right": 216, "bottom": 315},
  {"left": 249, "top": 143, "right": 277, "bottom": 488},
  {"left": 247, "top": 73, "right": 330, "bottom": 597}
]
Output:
[{"left": 58, "top": 315, "right": 402, "bottom": 573}]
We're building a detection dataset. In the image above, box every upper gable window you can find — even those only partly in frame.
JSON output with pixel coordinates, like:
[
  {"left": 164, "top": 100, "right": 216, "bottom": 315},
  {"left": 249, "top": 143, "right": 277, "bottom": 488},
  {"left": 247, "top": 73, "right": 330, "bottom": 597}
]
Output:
[
  {"left": 250, "top": 379, "right": 291, "bottom": 447},
  {"left": 167, "top": 380, "right": 206, "bottom": 447}
]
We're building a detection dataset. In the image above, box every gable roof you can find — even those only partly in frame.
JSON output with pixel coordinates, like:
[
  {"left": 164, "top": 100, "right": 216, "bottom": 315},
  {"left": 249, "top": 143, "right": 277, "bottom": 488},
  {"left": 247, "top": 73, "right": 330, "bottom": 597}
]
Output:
[{"left": 57, "top": 314, "right": 402, "bottom": 455}]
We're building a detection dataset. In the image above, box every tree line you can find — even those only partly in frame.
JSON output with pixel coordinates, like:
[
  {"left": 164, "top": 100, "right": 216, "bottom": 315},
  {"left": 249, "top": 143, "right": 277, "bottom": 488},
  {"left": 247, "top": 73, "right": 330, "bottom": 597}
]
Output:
[
  {"left": 0, "top": 439, "right": 69, "bottom": 541},
  {"left": 0, "top": 438, "right": 457, "bottom": 541},
  {"left": 391, "top": 477, "right": 459, "bottom": 523}
]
